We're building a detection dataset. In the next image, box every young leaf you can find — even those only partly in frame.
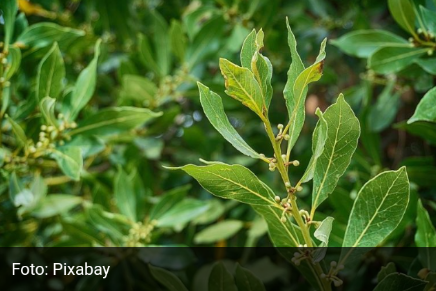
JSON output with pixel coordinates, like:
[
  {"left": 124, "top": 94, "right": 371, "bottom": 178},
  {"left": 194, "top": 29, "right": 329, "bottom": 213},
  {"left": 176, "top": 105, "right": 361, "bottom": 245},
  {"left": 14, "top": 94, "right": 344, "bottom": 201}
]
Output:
[
  {"left": 169, "top": 20, "right": 187, "bottom": 62},
  {"left": 120, "top": 75, "right": 158, "bottom": 103},
  {"left": 311, "top": 94, "right": 360, "bottom": 213},
  {"left": 156, "top": 198, "right": 209, "bottom": 228},
  {"left": 219, "top": 58, "right": 265, "bottom": 117},
  {"left": 194, "top": 220, "right": 243, "bottom": 244},
  {"left": 420, "top": 5, "right": 436, "bottom": 35},
  {"left": 149, "top": 265, "right": 188, "bottom": 291},
  {"left": 331, "top": 30, "right": 409, "bottom": 58},
  {"left": 198, "top": 82, "right": 261, "bottom": 159},
  {"left": 4, "top": 47, "right": 21, "bottom": 80},
  {"left": 31, "top": 194, "right": 82, "bottom": 218},
  {"left": 152, "top": 12, "right": 171, "bottom": 76},
  {"left": 208, "top": 262, "right": 238, "bottom": 291},
  {"left": 252, "top": 205, "right": 304, "bottom": 247},
  {"left": 114, "top": 167, "right": 137, "bottom": 221},
  {"left": 36, "top": 42, "right": 65, "bottom": 101},
  {"left": 299, "top": 108, "right": 328, "bottom": 183},
  {"left": 286, "top": 38, "right": 327, "bottom": 154},
  {"left": 52, "top": 146, "right": 83, "bottom": 181},
  {"left": 170, "top": 163, "right": 278, "bottom": 206},
  {"left": 138, "top": 34, "right": 161, "bottom": 76},
  {"left": 6, "top": 115, "right": 27, "bottom": 147},
  {"left": 388, "top": 0, "right": 417, "bottom": 36},
  {"left": 68, "top": 39, "right": 101, "bottom": 120},
  {"left": 0, "top": 0, "right": 18, "bottom": 50},
  {"left": 149, "top": 185, "right": 190, "bottom": 220},
  {"left": 408, "top": 87, "right": 436, "bottom": 124},
  {"left": 234, "top": 264, "right": 266, "bottom": 291},
  {"left": 341, "top": 167, "right": 409, "bottom": 251},
  {"left": 40, "top": 97, "right": 58, "bottom": 127},
  {"left": 314, "top": 216, "right": 334, "bottom": 247},
  {"left": 415, "top": 200, "right": 436, "bottom": 271},
  {"left": 368, "top": 47, "right": 427, "bottom": 74},
  {"left": 69, "top": 107, "right": 162, "bottom": 136},
  {"left": 240, "top": 29, "right": 257, "bottom": 69},
  {"left": 373, "top": 273, "right": 427, "bottom": 291}
]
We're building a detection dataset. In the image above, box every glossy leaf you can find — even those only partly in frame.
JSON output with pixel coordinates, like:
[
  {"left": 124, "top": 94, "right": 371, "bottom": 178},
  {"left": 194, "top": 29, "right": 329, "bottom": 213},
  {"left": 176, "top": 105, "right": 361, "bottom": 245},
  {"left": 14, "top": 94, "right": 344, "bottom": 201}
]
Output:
[
  {"left": 234, "top": 264, "right": 266, "bottom": 291},
  {"left": 388, "top": 0, "right": 416, "bottom": 36},
  {"left": 415, "top": 58, "right": 436, "bottom": 75},
  {"left": 312, "top": 95, "right": 360, "bottom": 212},
  {"left": 240, "top": 29, "right": 257, "bottom": 69},
  {"left": 52, "top": 146, "right": 83, "bottom": 181},
  {"left": 149, "top": 265, "right": 188, "bottom": 291},
  {"left": 36, "top": 42, "right": 65, "bottom": 101},
  {"left": 68, "top": 39, "right": 101, "bottom": 120},
  {"left": 286, "top": 38, "right": 326, "bottom": 153},
  {"left": 0, "top": 0, "right": 18, "bottom": 49},
  {"left": 4, "top": 47, "right": 21, "bottom": 80},
  {"left": 120, "top": 75, "right": 157, "bottom": 102},
  {"left": 219, "top": 58, "right": 265, "bottom": 117},
  {"left": 408, "top": 87, "right": 436, "bottom": 123},
  {"left": 208, "top": 262, "right": 237, "bottom": 291},
  {"left": 114, "top": 167, "right": 137, "bottom": 221},
  {"left": 198, "top": 82, "right": 261, "bottom": 159},
  {"left": 169, "top": 19, "right": 187, "bottom": 62},
  {"left": 156, "top": 198, "right": 209, "bottom": 228},
  {"left": 40, "top": 97, "right": 58, "bottom": 127},
  {"left": 341, "top": 167, "right": 409, "bottom": 251},
  {"left": 331, "top": 30, "right": 409, "bottom": 58},
  {"left": 369, "top": 47, "right": 427, "bottom": 74},
  {"left": 194, "top": 220, "right": 243, "bottom": 244},
  {"left": 172, "top": 163, "right": 278, "bottom": 206},
  {"left": 31, "top": 194, "right": 82, "bottom": 218},
  {"left": 374, "top": 273, "right": 427, "bottom": 291},
  {"left": 149, "top": 185, "right": 190, "bottom": 220},
  {"left": 152, "top": 12, "right": 171, "bottom": 76},
  {"left": 420, "top": 5, "right": 436, "bottom": 35},
  {"left": 70, "top": 107, "right": 162, "bottom": 136}
]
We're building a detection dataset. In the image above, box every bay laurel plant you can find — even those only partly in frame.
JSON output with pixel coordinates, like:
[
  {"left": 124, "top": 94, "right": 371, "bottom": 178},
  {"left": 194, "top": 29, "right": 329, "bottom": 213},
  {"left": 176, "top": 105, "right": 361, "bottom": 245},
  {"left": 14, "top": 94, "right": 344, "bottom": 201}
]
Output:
[{"left": 170, "top": 19, "right": 411, "bottom": 290}]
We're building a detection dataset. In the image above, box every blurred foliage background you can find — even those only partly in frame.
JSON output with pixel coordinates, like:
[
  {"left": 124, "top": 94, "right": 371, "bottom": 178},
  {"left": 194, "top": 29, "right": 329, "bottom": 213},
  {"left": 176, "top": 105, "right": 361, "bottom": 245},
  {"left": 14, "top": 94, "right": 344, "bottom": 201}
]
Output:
[{"left": 0, "top": 0, "right": 435, "bottom": 249}]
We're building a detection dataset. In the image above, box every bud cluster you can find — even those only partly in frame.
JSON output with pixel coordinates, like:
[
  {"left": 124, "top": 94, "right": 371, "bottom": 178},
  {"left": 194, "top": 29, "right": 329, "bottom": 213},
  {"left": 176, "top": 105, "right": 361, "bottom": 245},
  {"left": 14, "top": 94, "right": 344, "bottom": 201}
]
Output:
[{"left": 124, "top": 220, "right": 157, "bottom": 247}]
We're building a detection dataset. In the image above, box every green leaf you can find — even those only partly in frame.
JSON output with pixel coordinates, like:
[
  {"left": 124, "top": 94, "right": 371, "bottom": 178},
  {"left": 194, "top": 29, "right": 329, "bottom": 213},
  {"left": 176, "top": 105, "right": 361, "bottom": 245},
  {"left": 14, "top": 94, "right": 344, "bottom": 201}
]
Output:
[
  {"left": 120, "top": 75, "right": 158, "bottom": 103},
  {"left": 415, "top": 58, "right": 436, "bottom": 75},
  {"left": 415, "top": 200, "right": 436, "bottom": 271},
  {"left": 252, "top": 205, "right": 304, "bottom": 247},
  {"left": 395, "top": 121, "right": 436, "bottom": 144},
  {"left": 157, "top": 198, "right": 209, "bottom": 228},
  {"left": 193, "top": 199, "right": 225, "bottom": 225},
  {"left": 9, "top": 172, "right": 25, "bottom": 206},
  {"left": 171, "top": 163, "right": 278, "bottom": 206},
  {"left": 208, "top": 262, "right": 238, "bottom": 291},
  {"left": 234, "top": 264, "right": 266, "bottom": 291},
  {"left": 0, "top": 0, "right": 18, "bottom": 50},
  {"left": 286, "top": 38, "right": 326, "bottom": 154},
  {"left": 6, "top": 115, "right": 27, "bottom": 147},
  {"left": 68, "top": 39, "right": 101, "bottom": 120},
  {"left": 198, "top": 82, "right": 261, "bottom": 159},
  {"left": 169, "top": 20, "right": 187, "bottom": 62},
  {"left": 341, "top": 167, "right": 409, "bottom": 252},
  {"left": 240, "top": 29, "right": 257, "bottom": 69},
  {"left": 36, "top": 42, "right": 65, "bottom": 101},
  {"left": 369, "top": 47, "right": 427, "bottom": 74},
  {"left": 31, "top": 194, "right": 82, "bottom": 218},
  {"left": 374, "top": 273, "right": 427, "bottom": 291},
  {"left": 149, "top": 185, "right": 190, "bottom": 220},
  {"left": 331, "top": 30, "right": 409, "bottom": 58},
  {"left": 368, "top": 78, "right": 401, "bottom": 132},
  {"left": 17, "top": 22, "right": 85, "bottom": 50},
  {"left": 138, "top": 34, "right": 161, "bottom": 76},
  {"left": 314, "top": 216, "right": 334, "bottom": 247},
  {"left": 52, "top": 146, "right": 83, "bottom": 181},
  {"left": 149, "top": 265, "right": 188, "bottom": 291},
  {"left": 388, "top": 0, "right": 417, "bottom": 36},
  {"left": 4, "top": 47, "right": 21, "bottom": 80},
  {"left": 300, "top": 108, "right": 328, "bottom": 183},
  {"left": 420, "top": 5, "right": 436, "bottom": 35},
  {"left": 219, "top": 58, "right": 264, "bottom": 117},
  {"left": 408, "top": 87, "right": 436, "bottom": 124},
  {"left": 114, "top": 167, "right": 137, "bottom": 221},
  {"left": 194, "top": 220, "right": 243, "bottom": 244},
  {"left": 377, "top": 262, "right": 397, "bottom": 283},
  {"left": 40, "top": 97, "right": 58, "bottom": 127},
  {"left": 70, "top": 107, "right": 162, "bottom": 136},
  {"left": 312, "top": 94, "right": 360, "bottom": 212}
]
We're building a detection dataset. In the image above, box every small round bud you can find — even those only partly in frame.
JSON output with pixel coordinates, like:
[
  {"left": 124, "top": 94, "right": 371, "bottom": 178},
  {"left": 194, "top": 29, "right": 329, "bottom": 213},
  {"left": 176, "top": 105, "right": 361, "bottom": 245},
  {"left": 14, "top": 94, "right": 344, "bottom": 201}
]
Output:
[
  {"left": 277, "top": 124, "right": 283, "bottom": 130},
  {"left": 47, "top": 126, "right": 55, "bottom": 132},
  {"left": 269, "top": 167, "right": 275, "bottom": 172},
  {"left": 428, "top": 49, "right": 434, "bottom": 56},
  {"left": 39, "top": 132, "right": 46, "bottom": 137},
  {"left": 296, "top": 186, "right": 303, "bottom": 192},
  {"left": 284, "top": 134, "right": 290, "bottom": 140},
  {"left": 59, "top": 140, "right": 65, "bottom": 146},
  {"left": 1, "top": 58, "right": 7, "bottom": 65},
  {"left": 260, "top": 153, "right": 265, "bottom": 158},
  {"left": 274, "top": 196, "right": 281, "bottom": 202},
  {"left": 320, "top": 273, "right": 326, "bottom": 279},
  {"left": 58, "top": 113, "right": 64, "bottom": 119},
  {"left": 29, "top": 146, "right": 36, "bottom": 153},
  {"left": 285, "top": 182, "right": 291, "bottom": 188},
  {"left": 330, "top": 261, "right": 337, "bottom": 267},
  {"left": 338, "top": 264, "right": 344, "bottom": 270},
  {"left": 36, "top": 142, "right": 43, "bottom": 148},
  {"left": 71, "top": 122, "right": 77, "bottom": 128},
  {"left": 281, "top": 154, "right": 286, "bottom": 160},
  {"left": 292, "top": 160, "right": 300, "bottom": 166},
  {"left": 280, "top": 216, "right": 287, "bottom": 223},
  {"left": 49, "top": 143, "right": 55, "bottom": 149},
  {"left": 41, "top": 125, "right": 47, "bottom": 131},
  {"left": 408, "top": 37, "right": 414, "bottom": 42},
  {"left": 59, "top": 124, "right": 65, "bottom": 131}
]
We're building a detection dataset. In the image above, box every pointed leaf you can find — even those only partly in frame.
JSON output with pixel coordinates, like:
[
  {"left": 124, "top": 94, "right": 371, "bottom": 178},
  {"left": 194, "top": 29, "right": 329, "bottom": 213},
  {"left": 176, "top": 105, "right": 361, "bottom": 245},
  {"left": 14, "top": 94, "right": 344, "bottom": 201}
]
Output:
[
  {"left": 331, "top": 30, "right": 409, "bottom": 58},
  {"left": 138, "top": 34, "right": 161, "bottom": 76},
  {"left": 0, "top": 0, "right": 17, "bottom": 49},
  {"left": 240, "top": 29, "right": 257, "bottom": 69},
  {"left": 169, "top": 19, "right": 187, "bottom": 62},
  {"left": 149, "top": 265, "right": 188, "bottom": 291},
  {"left": 420, "top": 5, "right": 436, "bottom": 35},
  {"left": 194, "top": 220, "right": 243, "bottom": 244},
  {"left": 36, "top": 42, "right": 65, "bottom": 101},
  {"left": 374, "top": 273, "right": 427, "bottom": 291},
  {"left": 408, "top": 87, "right": 436, "bottom": 124},
  {"left": 31, "top": 194, "right": 82, "bottom": 218},
  {"left": 6, "top": 115, "right": 27, "bottom": 147},
  {"left": 114, "top": 167, "right": 137, "bottom": 221},
  {"left": 171, "top": 163, "right": 278, "bottom": 206},
  {"left": 40, "top": 97, "right": 58, "bottom": 127},
  {"left": 219, "top": 58, "right": 264, "bottom": 117},
  {"left": 5, "top": 47, "right": 21, "bottom": 80},
  {"left": 314, "top": 216, "right": 334, "bottom": 247},
  {"left": 70, "top": 107, "right": 162, "bottom": 136},
  {"left": 388, "top": 0, "right": 416, "bottom": 36},
  {"left": 341, "top": 167, "right": 409, "bottom": 251},
  {"left": 369, "top": 47, "right": 427, "bottom": 74},
  {"left": 234, "top": 264, "right": 266, "bottom": 291},
  {"left": 312, "top": 95, "right": 360, "bottom": 212},
  {"left": 415, "top": 57, "right": 436, "bottom": 75},
  {"left": 286, "top": 38, "right": 327, "bottom": 153},
  {"left": 415, "top": 200, "right": 436, "bottom": 271},
  {"left": 377, "top": 262, "right": 397, "bottom": 283},
  {"left": 52, "top": 146, "right": 83, "bottom": 181},
  {"left": 156, "top": 198, "right": 209, "bottom": 228},
  {"left": 152, "top": 12, "right": 171, "bottom": 76},
  {"left": 198, "top": 82, "right": 261, "bottom": 159},
  {"left": 208, "top": 262, "right": 238, "bottom": 291}
]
